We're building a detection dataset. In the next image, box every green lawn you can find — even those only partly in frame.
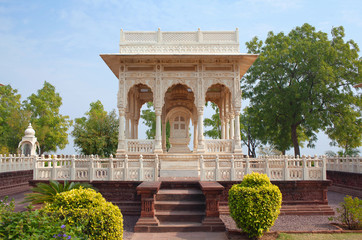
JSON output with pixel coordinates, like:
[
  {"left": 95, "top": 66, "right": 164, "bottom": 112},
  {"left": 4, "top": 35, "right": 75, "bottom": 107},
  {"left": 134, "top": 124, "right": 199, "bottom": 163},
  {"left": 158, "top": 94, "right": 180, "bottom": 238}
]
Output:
[{"left": 277, "top": 233, "right": 362, "bottom": 240}]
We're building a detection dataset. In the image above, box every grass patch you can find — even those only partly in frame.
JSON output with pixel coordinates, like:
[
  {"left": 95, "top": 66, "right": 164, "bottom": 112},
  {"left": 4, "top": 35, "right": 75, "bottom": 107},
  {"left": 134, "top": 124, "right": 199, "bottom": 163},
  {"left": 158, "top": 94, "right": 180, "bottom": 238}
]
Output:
[{"left": 277, "top": 233, "right": 362, "bottom": 240}]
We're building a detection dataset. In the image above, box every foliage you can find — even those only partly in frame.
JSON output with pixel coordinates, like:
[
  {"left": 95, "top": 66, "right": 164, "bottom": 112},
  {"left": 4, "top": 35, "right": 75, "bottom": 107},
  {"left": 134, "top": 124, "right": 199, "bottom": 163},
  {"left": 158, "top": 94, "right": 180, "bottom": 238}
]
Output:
[
  {"left": 72, "top": 100, "right": 118, "bottom": 157},
  {"left": 141, "top": 102, "right": 170, "bottom": 149},
  {"left": 24, "top": 81, "right": 72, "bottom": 154},
  {"left": 24, "top": 180, "right": 95, "bottom": 205},
  {"left": 204, "top": 102, "right": 221, "bottom": 139},
  {"left": 329, "top": 195, "right": 361, "bottom": 230},
  {"left": 240, "top": 108, "right": 263, "bottom": 157},
  {"left": 326, "top": 104, "right": 362, "bottom": 155},
  {"left": 0, "top": 85, "right": 31, "bottom": 153},
  {"left": 0, "top": 197, "right": 82, "bottom": 240},
  {"left": 228, "top": 172, "right": 282, "bottom": 239},
  {"left": 258, "top": 145, "right": 282, "bottom": 156},
  {"left": 242, "top": 23, "right": 362, "bottom": 157},
  {"left": 44, "top": 188, "right": 123, "bottom": 240}
]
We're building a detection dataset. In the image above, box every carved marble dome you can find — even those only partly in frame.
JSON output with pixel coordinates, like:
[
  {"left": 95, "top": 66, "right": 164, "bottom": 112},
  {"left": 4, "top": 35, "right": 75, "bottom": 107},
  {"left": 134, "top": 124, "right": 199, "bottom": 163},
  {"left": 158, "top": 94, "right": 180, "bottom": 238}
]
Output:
[{"left": 24, "top": 123, "right": 35, "bottom": 137}]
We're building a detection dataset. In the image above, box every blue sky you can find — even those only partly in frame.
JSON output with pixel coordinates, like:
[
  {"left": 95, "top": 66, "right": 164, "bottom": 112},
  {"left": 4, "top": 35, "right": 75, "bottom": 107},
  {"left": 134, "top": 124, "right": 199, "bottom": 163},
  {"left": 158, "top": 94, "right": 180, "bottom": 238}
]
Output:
[{"left": 1, "top": 0, "right": 361, "bottom": 155}]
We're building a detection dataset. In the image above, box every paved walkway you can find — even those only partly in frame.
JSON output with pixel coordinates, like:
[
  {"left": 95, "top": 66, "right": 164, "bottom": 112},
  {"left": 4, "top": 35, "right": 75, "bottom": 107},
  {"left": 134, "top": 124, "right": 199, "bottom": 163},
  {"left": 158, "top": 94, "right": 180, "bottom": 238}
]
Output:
[{"left": 130, "top": 232, "right": 228, "bottom": 240}]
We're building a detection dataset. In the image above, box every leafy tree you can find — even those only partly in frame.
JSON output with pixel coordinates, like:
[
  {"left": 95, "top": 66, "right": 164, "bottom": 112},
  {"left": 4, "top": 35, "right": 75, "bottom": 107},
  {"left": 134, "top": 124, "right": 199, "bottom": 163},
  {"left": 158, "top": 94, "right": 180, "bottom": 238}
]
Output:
[
  {"left": 24, "top": 81, "right": 72, "bottom": 154},
  {"left": 243, "top": 24, "right": 362, "bottom": 156},
  {"left": 141, "top": 102, "right": 156, "bottom": 139},
  {"left": 326, "top": 104, "right": 362, "bottom": 155},
  {"left": 72, "top": 100, "right": 118, "bottom": 156},
  {"left": 240, "top": 108, "right": 263, "bottom": 157},
  {"left": 0, "top": 85, "right": 30, "bottom": 153},
  {"left": 204, "top": 102, "right": 221, "bottom": 139}
]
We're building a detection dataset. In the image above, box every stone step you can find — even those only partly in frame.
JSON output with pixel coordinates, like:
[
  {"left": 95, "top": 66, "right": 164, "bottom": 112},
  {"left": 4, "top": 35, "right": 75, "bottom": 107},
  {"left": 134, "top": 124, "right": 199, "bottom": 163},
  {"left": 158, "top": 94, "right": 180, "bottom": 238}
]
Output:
[
  {"left": 156, "top": 189, "right": 205, "bottom": 201},
  {"left": 134, "top": 222, "right": 225, "bottom": 232},
  {"left": 155, "top": 200, "right": 205, "bottom": 211},
  {"left": 156, "top": 210, "right": 205, "bottom": 222},
  {"left": 160, "top": 181, "right": 201, "bottom": 190}
]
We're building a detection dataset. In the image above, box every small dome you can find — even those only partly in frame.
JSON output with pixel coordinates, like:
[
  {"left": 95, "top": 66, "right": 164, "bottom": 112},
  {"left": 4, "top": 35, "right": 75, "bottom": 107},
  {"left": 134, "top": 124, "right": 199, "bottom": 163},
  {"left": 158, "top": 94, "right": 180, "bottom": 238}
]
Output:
[{"left": 24, "top": 123, "right": 35, "bottom": 137}]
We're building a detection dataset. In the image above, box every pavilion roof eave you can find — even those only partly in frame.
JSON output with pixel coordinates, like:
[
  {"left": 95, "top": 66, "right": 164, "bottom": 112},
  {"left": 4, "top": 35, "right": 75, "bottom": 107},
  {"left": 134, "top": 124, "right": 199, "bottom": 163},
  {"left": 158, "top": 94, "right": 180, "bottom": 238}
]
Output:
[{"left": 100, "top": 53, "right": 258, "bottom": 79}]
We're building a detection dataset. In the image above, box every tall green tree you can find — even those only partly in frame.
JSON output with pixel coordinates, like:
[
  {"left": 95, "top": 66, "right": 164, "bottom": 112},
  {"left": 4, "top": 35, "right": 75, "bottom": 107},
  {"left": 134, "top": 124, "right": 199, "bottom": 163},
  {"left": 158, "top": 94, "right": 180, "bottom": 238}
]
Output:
[
  {"left": 240, "top": 108, "right": 263, "bottom": 157},
  {"left": 204, "top": 102, "right": 221, "bottom": 139},
  {"left": 24, "top": 81, "right": 72, "bottom": 154},
  {"left": 72, "top": 100, "right": 118, "bottom": 156},
  {"left": 243, "top": 24, "right": 362, "bottom": 156},
  {"left": 0, "top": 85, "right": 30, "bottom": 153}
]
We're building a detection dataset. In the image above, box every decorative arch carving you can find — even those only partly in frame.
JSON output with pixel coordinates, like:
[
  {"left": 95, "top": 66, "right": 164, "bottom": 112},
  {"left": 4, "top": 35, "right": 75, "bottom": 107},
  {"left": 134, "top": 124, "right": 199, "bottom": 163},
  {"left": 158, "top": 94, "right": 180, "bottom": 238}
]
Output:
[
  {"left": 203, "top": 78, "right": 233, "bottom": 95},
  {"left": 125, "top": 79, "right": 155, "bottom": 98},
  {"left": 161, "top": 79, "right": 197, "bottom": 107}
]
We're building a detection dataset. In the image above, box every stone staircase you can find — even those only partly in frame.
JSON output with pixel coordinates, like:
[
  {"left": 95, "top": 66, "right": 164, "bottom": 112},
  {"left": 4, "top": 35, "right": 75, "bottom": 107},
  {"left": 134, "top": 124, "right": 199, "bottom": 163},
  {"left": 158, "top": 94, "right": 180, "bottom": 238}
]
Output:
[{"left": 135, "top": 181, "right": 226, "bottom": 232}]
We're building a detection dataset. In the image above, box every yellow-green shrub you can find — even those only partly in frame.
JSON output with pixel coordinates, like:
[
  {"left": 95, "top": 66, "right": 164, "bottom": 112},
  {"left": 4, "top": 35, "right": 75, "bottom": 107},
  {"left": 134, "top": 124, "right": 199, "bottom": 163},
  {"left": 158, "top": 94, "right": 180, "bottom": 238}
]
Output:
[
  {"left": 44, "top": 187, "right": 123, "bottom": 240},
  {"left": 228, "top": 172, "right": 282, "bottom": 239}
]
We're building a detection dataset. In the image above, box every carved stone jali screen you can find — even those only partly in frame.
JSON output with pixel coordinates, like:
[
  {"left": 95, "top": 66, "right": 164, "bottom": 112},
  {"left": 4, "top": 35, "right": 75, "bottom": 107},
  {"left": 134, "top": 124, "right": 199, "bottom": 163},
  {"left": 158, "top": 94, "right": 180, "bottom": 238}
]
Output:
[{"left": 100, "top": 29, "right": 258, "bottom": 162}]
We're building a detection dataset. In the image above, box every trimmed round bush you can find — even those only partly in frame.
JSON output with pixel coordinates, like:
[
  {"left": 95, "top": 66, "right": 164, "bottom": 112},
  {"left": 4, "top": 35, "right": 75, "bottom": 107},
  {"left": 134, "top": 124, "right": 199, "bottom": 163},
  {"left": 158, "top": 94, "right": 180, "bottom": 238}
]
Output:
[
  {"left": 228, "top": 172, "right": 282, "bottom": 239},
  {"left": 44, "top": 187, "right": 123, "bottom": 240}
]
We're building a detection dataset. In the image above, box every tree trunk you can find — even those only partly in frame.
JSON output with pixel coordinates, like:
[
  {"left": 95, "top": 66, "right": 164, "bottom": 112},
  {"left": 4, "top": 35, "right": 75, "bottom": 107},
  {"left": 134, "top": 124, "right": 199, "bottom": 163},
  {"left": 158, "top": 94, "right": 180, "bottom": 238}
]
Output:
[{"left": 291, "top": 124, "right": 300, "bottom": 157}]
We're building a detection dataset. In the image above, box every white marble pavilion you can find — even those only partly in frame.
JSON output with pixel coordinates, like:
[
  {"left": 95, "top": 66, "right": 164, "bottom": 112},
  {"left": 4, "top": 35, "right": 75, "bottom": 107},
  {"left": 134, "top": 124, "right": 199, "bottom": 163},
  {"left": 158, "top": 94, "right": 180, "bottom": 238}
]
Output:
[{"left": 101, "top": 29, "right": 257, "bottom": 155}]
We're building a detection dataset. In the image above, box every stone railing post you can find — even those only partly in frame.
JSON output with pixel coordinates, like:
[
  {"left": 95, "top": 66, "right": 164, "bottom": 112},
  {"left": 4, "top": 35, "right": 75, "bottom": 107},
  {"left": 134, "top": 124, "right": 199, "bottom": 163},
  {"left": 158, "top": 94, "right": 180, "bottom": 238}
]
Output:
[
  {"left": 245, "top": 156, "right": 251, "bottom": 175},
  {"left": 124, "top": 154, "right": 128, "bottom": 181},
  {"left": 33, "top": 155, "right": 38, "bottom": 180},
  {"left": 139, "top": 155, "right": 144, "bottom": 181},
  {"left": 89, "top": 155, "right": 94, "bottom": 181},
  {"left": 284, "top": 157, "right": 289, "bottom": 180},
  {"left": 265, "top": 158, "right": 270, "bottom": 178},
  {"left": 302, "top": 155, "right": 308, "bottom": 180},
  {"left": 51, "top": 155, "right": 57, "bottom": 180},
  {"left": 230, "top": 155, "right": 235, "bottom": 181},
  {"left": 199, "top": 181, "right": 226, "bottom": 231},
  {"left": 70, "top": 155, "right": 76, "bottom": 181},
  {"left": 135, "top": 181, "right": 161, "bottom": 230},
  {"left": 215, "top": 155, "right": 220, "bottom": 181},
  {"left": 322, "top": 155, "right": 327, "bottom": 180},
  {"left": 109, "top": 154, "right": 114, "bottom": 181}
]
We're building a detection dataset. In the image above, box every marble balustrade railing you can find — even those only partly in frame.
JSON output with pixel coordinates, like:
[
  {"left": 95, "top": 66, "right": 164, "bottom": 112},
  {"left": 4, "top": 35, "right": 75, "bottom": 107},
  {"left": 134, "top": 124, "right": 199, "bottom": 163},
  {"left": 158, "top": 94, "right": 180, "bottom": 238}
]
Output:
[
  {"left": 326, "top": 156, "right": 361, "bottom": 174},
  {"left": 0, "top": 154, "right": 35, "bottom": 173},
  {"left": 4, "top": 154, "right": 359, "bottom": 181},
  {"left": 204, "top": 140, "right": 234, "bottom": 153},
  {"left": 126, "top": 139, "right": 155, "bottom": 153},
  {"left": 200, "top": 155, "right": 327, "bottom": 181},
  {"left": 34, "top": 154, "right": 159, "bottom": 182}
]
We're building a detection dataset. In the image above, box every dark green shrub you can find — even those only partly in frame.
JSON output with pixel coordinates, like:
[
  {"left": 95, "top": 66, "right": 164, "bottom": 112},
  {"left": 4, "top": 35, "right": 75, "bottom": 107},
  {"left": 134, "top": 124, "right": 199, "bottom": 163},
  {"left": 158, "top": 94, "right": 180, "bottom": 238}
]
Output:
[
  {"left": 44, "top": 187, "right": 123, "bottom": 240},
  {"left": 228, "top": 172, "right": 282, "bottom": 239},
  {"left": 0, "top": 197, "right": 83, "bottom": 239},
  {"left": 329, "top": 195, "right": 361, "bottom": 230},
  {"left": 24, "top": 180, "right": 95, "bottom": 204}
]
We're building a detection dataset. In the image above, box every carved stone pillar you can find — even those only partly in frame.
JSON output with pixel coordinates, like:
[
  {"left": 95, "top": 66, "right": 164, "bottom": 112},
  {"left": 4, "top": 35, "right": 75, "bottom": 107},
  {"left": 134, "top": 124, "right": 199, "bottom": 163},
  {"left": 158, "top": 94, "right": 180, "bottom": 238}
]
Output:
[
  {"left": 234, "top": 110, "right": 242, "bottom": 153},
  {"left": 135, "top": 119, "right": 139, "bottom": 139},
  {"left": 230, "top": 114, "right": 235, "bottom": 140},
  {"left": 154, "top": 109, "right": 162, "bottom": 153},
  {"left": 162, "top": 122, "right": 166, "bottom": 152},
  {"left": 197, "top": 108, "right": 205, "bottom": 152},
  {"left": 193, "top": 121, "right": 198, "bottom": 152},
  {"left": 116, "top": 109, "right": 126, "bottom": 155},
  {"left": 125, "top": 115, "right": 129, "bottom": 139},
  {"left": 221, "top": 120, "right": 226, "bottom": 139},
  {"left": 226, "top": 117, "right": 230, "bottom": 139}
]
